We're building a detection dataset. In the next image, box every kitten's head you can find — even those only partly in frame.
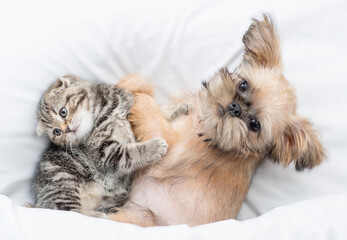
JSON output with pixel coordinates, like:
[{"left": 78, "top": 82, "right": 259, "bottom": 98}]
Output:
[
  {"left": 37, "top": 75, "right": 94, "bottom": 147},
  {"left": 199, "top": 15, "right": 325, "bottom": 170}
]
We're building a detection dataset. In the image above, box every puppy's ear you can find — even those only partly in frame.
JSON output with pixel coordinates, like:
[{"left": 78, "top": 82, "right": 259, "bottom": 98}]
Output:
[
  {"left": 242, "top": 14, "right": 281, "bottom": 69},
  {"left": 270, "top": 116, "right": 326, "bottom": 171}
]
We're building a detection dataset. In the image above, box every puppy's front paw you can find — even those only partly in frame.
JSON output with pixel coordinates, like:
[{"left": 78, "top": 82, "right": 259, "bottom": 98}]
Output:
[
  {"left": 170, "top": 102, "right": 194, "bottom": 121},
  {"left": 180, "top": 102, "right": 194, "bottom": 115},
  {"left": 145, "top": 138, "right": 168, "bottom": 162}
]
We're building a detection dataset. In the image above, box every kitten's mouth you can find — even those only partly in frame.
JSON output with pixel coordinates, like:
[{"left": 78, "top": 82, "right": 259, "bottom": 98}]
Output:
[{"left": 67, "top": 124, "right": 79, "bottom": 134}]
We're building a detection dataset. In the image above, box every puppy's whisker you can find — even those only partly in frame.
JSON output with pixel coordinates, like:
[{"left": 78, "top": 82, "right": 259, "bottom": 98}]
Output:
[{"left": 218, "top": 104, "right": 225, "bottom": 116}]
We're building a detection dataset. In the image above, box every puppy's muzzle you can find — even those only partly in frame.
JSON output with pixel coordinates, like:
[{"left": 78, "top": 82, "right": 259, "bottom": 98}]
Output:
[{"left": 228, "top": 102, "right": 241, "bottom": 117}]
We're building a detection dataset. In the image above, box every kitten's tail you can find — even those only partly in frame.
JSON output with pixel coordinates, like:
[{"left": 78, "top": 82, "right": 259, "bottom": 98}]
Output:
[{"left": 117, "top": 74, "right": 153, "bottom": 97}]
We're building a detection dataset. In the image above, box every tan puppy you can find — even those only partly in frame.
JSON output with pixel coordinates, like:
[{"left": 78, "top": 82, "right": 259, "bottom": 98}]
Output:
[{"left": 112, "top": 15, "right": 325, "bottom": 226}]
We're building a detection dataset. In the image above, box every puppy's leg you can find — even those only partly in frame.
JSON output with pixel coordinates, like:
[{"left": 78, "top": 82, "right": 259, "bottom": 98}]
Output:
[
  {"left": 117, "top": 74, "right": 153, "bottom": 96},
  {"left": 129, "top": 93, "right": 178, "bottom": 146},
  {"left": 108, "top": 202, "right": 156, "bottom": 227},
  {"left": 161, "top": 102, "right": 194, "bottom": 121},
  {"left": 117, "top": 75, "right": 179, "bottom": 142}
]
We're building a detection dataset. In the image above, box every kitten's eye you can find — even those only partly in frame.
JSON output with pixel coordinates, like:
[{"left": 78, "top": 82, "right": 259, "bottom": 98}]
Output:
[
  {"left": 239, "top": 81, "right": 248, "bottom": 92},
  {"left": 249, "top": 118, "right": 261, "bottom": 132},
  {"left": 59, "top": 107, "right": 68, "bottom": 118},
  {"left": 53, "top": 128, "right": 62, "bottom": 136}
]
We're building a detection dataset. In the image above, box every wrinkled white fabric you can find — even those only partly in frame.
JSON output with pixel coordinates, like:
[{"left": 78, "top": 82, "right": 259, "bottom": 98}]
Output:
[{"left": 1, "top": 194, "right": 347, "bottom": 240}]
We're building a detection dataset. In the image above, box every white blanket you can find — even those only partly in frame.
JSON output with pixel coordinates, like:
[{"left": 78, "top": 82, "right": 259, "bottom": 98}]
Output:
[
  {"left": 1, "top": 0, "right": 347, "bottom": 239},
  {"left": 1, "top": 194, "right": 347, "bottom": 240}
]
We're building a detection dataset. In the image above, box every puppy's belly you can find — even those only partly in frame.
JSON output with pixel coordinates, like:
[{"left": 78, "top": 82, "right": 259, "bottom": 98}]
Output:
[
  {"left": 130, "top": 175, "right": 207, "bottom": 225},
  {"left": 130, "top": 177, "right": 181, "bottom": 225}
]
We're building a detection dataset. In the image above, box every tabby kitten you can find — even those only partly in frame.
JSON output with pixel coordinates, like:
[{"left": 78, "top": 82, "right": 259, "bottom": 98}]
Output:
[{"left": 33, "top": 75, "right": 168, "bottom": 218}]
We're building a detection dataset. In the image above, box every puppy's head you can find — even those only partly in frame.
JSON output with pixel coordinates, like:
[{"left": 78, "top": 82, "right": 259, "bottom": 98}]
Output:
[{"left": 199, "top": 15, "right": 325, "bottom": 170}]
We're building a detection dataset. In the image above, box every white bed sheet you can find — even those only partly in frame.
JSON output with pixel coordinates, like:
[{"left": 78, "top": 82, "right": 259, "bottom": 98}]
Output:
[
  {"left": 0, "top": 0, "right": 347, "bottom": 239},
  {"left": 1, "top": 193, "right": 347, "bottom": 240}
]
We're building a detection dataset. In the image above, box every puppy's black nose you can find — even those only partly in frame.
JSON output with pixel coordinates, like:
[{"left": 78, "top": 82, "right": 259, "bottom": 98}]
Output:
[{"left": 228, "top": 102, "right": 241, "bottom": 117}]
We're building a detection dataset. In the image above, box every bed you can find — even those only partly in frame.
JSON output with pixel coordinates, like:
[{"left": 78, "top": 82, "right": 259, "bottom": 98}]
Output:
[{"left": 1, "top": 0, "right": 347, "bottom": 239}]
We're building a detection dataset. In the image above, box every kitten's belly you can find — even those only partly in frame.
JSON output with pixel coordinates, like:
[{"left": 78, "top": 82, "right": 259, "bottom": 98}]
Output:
[
  {"left": 79, "top": 182, "right": 105, "bottom": 211},
  {"left": 80, "top": 178, "right": 127, "bottom": 211}
]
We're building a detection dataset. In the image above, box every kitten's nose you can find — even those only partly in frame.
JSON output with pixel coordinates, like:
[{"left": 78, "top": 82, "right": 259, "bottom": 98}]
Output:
[
  {"left": 228, "top": 102, "right": 241, "bottom": 117},
  {"left": 65, "top": 126, "right": 72, "bottom": 133}
]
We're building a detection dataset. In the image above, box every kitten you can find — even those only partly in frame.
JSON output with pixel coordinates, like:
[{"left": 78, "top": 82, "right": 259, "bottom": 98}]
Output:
[{"left": 33, "top": 75, "right": 167, "bottom": 218}]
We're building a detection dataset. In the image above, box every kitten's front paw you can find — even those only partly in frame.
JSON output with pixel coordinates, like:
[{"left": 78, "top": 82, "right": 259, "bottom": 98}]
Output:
[{"left": 146, "top": 138, "right": 168, "bottom": 162}]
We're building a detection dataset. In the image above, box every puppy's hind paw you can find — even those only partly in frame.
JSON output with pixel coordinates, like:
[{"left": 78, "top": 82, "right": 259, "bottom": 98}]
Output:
[{"left": 117, "top": 75, "right": 153, "bottom": 96}]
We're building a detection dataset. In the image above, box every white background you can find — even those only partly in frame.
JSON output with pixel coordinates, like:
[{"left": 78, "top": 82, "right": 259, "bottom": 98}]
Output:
[{"left": 0, "top": 0, "right": 346, "bottom": 239}]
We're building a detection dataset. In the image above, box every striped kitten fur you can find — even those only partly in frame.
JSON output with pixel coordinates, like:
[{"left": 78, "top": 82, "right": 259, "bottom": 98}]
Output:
[{"left": 33, "top": 75, "right": 168, "bottom": 218}]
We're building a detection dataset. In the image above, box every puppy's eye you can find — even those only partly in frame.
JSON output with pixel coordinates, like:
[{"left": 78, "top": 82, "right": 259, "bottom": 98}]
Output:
[
  {"left": 239, "top": 81, "right": 248, "bottom": 92},
  {"left": 53, "top": 128, "right": 62, "bottom": 136},
  {"left": 249, "top": 118, "right": 261, "bottom": 132},
  {"left": 59, "top": 107, "right": 68, "bottom": 118}
]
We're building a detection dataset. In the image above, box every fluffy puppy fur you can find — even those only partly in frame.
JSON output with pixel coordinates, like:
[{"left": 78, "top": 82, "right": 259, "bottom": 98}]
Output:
[{"left": 111, "top": 15, "right": 325, "bottom": 226}]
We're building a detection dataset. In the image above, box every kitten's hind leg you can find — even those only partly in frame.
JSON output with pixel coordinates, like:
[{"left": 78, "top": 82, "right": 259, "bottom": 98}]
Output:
[
  {"left": 79, "top": 209, "right": 108, "bottom": 219},
  {"left": 24, "top": 203, "right": 34, "bottom": 208}
]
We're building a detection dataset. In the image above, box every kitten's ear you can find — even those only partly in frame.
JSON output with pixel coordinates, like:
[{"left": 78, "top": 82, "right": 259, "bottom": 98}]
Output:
[
  {"left": 59, "top": 77, "right": 71, "bottom": 88},
  {"left": 36, "top": 122, "right": 45, "bottom": 136},
  {"left": 270, "top": 116, "right": 326, "bottom": 171},
  {"left": 50, "top": 77, "right": 71, "bottom": 93},
  {"left": 242, "top": 14, "right": 282, "bottom": 69}
]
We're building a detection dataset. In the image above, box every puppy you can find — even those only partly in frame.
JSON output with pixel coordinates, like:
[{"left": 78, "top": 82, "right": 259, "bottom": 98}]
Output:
[{"left": 111, "top": 15, "right": 325, "bottom": 226}]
